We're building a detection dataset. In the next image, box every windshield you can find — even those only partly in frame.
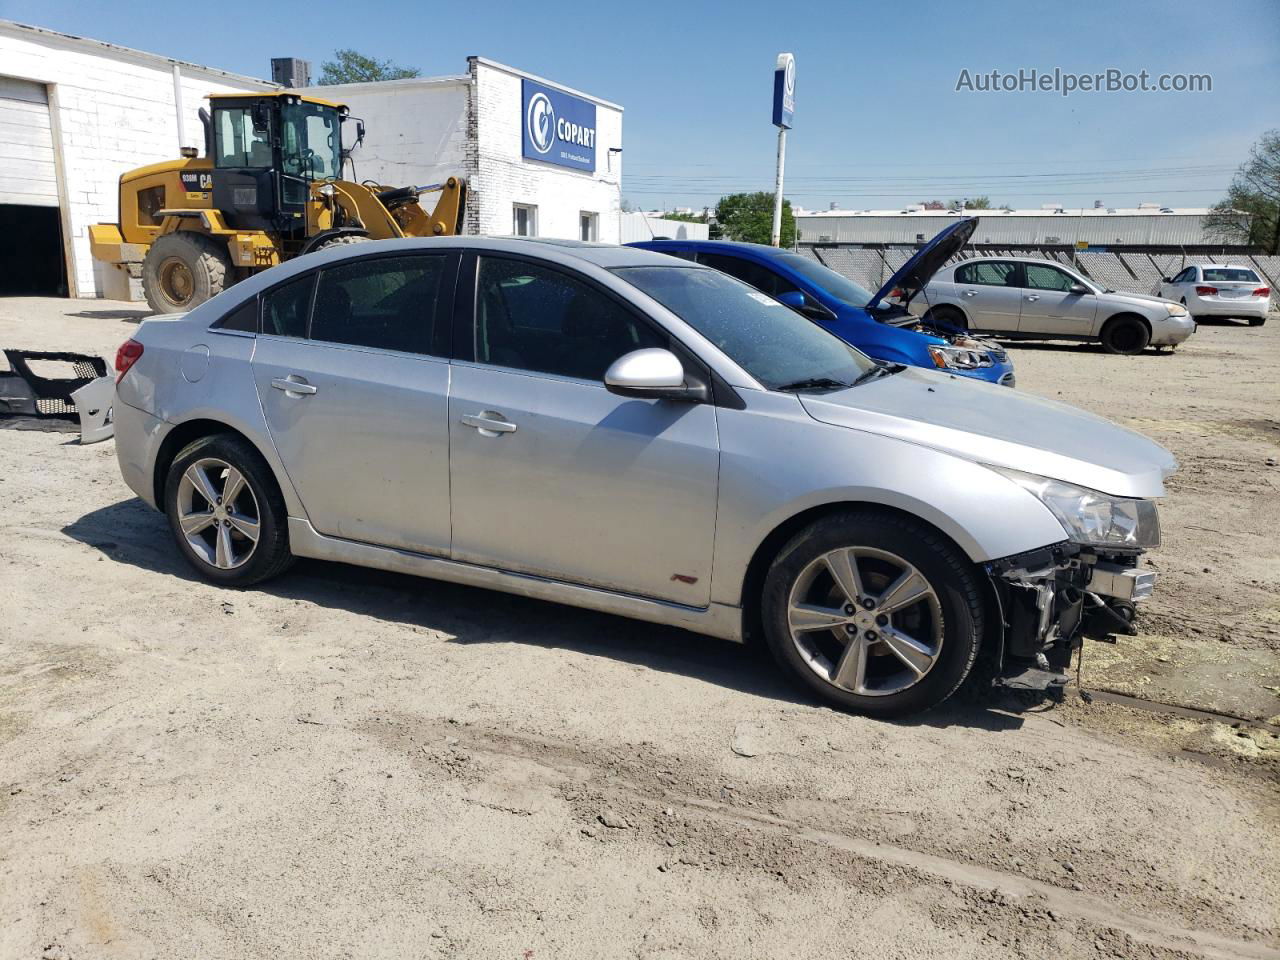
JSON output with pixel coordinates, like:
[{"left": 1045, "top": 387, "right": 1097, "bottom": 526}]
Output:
[
  {"left": 772, "top": 252, "right": 877, "bottom": 307},
  {"left": 281, "top": 101, "right": 342, "bottom": 180},
  {"left": 615, "top": 265, "right": 878, "bottom": 390}
]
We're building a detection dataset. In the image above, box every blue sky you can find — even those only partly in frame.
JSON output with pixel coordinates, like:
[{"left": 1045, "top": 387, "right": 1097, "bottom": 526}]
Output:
[{"left": 4, "top": 0, "right": 1277, "bottom": 211}]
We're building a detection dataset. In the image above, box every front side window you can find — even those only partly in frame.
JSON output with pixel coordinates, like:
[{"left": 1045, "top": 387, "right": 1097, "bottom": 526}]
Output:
[
  {"left": 311, "top": 255, "right": 446, "bottom": 354},
  {"left": 262, "top": 274, "right": 315, "bottom": 338},
  {"left": 956, "top": 261, "right": 1020, "bottom": 286},
  {"left": 698, "top": 253, "right": 798, "bottom": 298},
  {"left": 771, "top": 252, "right": 876, "bottom": 307},
  {"left": 1024, "top": 264, "right": 1078, "bottom": 292},
  {"left": 280, "top": 101, "right": 342, "bottom": 180},
  {"left": 475, "top": 257, "right": 665, "bottom": 381},
  {"left": 616, "top": 265, "right": 877, "bottom": 390},
  {"left": 214, "top": 107, "right": 273, "bottom": 169},
  {"left": 1173, "top": 267, "right": 1196, "bottom": 283}
]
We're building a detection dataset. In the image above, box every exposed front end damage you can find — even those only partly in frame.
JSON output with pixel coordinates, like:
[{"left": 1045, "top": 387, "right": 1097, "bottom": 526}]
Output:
[{"left": 986, "top": 541, "right": 1155, "bottom": 693}]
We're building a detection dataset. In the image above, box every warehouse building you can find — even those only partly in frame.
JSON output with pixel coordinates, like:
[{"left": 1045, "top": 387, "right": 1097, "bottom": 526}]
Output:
[
  {"left": 0, "top": 20, "right": 272, "bottom": 298},
  {"left": 0, "top": 21, "right": 624, "bottom": 299}
]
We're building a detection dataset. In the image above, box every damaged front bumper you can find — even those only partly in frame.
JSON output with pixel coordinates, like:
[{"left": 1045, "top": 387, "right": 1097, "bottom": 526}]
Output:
[{"left": 985, "top": 541, "right": 1154, "bottom": 692}]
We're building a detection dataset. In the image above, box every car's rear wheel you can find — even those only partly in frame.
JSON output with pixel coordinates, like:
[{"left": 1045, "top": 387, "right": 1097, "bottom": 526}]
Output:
[
  {"left": 1100, "top": 314, "right": 1151, "bottom": 355},
  {"left": 163, "top": 434, "right": 294, "bottom": 586},
  {"left": 760, "top": 510, "right": 983, "bottom": 717},
  {"left": 1248, "top": 316, "right": 1266, "bottom": 327}
]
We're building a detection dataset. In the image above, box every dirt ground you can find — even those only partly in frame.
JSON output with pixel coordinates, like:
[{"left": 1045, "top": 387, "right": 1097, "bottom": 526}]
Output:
[{"left": 1, "top": 296, "right": 1277, "bottom": 960}]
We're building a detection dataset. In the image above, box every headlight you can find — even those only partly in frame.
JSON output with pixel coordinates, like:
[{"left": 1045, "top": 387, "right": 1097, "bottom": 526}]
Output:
[
  {"left": 928, "top": 345, "right": 990, "bottom": 370},
  {"left": 1165, "top": 303, "right": 1188, "bottom": 317},
  {"left": 991, "top": 467, "right": 1160, "bottom": 549}
]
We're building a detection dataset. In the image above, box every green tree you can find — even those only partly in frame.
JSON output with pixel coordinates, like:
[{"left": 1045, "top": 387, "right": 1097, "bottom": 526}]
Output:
[
  {"left": 1203, "top": 129, "right": 1280, "bottom": 253},
  {"left": 715, "top": 192, "right": 795, "bottom": 246},
  {"left": 948, "top": 196, "right": 992, "bottom": 211},
  {"left": 317, "top": 49, "right": 421, "bottom": 85}
]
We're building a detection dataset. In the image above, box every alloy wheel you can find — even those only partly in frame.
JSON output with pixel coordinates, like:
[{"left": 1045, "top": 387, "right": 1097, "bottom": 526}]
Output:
[
  {"left": 787, "top": 546, "right": 944, "bottom": 696},
  {"left": 175, "top": 457, "right": 261, "bottom": 570}
]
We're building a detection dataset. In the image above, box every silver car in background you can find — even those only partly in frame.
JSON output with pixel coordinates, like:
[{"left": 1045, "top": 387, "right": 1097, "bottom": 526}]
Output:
[
  {"left": 112, "top": 238, "right": 1175, "bottom": 716},
  {"left": 912, "top": 256, "right": 1196, "bottom": 354}
]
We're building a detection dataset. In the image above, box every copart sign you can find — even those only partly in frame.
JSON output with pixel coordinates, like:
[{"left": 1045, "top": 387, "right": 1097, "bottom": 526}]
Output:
[{"left": 522, "top": 79, "right": 597, "bottom": 172}]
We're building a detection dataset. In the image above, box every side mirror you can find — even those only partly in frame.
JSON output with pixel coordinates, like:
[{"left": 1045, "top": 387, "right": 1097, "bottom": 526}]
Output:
[
  {"left": 605, "top": 348, "right": 708, "bottom": 402},
  {"left": 1161, "top": 277, "right": 1172, "bottom": 283},
  {"left": 776, "top": 290, "right": 805, "bottom": 310},
  {"left": 1068, "top": 283, "right": 1089, "bottom": 295}
]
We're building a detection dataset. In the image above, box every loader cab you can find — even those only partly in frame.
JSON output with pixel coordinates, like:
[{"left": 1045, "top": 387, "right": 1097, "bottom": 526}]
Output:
[{"left": 208, "top": 93, "right": 345, "bottom": 242}]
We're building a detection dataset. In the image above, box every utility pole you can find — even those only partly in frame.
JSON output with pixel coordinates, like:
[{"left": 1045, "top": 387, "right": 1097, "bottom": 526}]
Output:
[{"left": 771, "top": 53, "right": 795, "bottom": 247}]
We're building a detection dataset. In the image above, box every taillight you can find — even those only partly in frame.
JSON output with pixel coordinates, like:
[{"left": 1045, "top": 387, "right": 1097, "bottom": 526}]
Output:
[
  {"left": 115, "top": 339, "right": 144, "bottom": 382},
  {"left": 1194, "top": 285, "right": 1218, "bottom": 296},
  {"left": 1254, "top": 287, "right": 1271, "bottom": 298}
]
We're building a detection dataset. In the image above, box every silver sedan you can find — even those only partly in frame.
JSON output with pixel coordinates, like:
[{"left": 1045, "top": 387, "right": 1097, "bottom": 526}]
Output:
[
  {"left": 112, "top": 238, "right": 1175, "bottom": 716},
  {"left": 913, "top": 256, "right": 1196, "bottom": 354}
]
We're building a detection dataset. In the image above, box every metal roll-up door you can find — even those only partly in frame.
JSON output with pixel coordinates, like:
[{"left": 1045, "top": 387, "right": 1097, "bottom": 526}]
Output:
[{"left": 0, "top": 76, "right": 57, "bottom": 207}]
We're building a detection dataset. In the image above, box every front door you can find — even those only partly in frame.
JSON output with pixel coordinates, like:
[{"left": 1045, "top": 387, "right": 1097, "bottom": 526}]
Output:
[
  {"left": 1016, "top": 262, "right": 1099, "bottom": 336},
  {"left": 251, "top": 252, "right": 455, "bottom": 555},
  {"left": 448, "top": 254, "right": 721, "bottom": 607}
]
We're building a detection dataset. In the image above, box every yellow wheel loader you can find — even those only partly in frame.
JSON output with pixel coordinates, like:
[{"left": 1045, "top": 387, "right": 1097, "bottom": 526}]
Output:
[{"left": 89, "top": 92, "right": 466, "bottom": 314}]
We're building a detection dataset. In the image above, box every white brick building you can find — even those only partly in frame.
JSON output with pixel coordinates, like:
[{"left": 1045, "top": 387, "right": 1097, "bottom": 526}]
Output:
[
  {"left": 0, "top": 22, "right": 625, "bottom": 299},
  {"left": 0, "top": 20, "right": 272, "bottom": 298},
  {"left": 306, "top": 58, "right": 624, "bottom": 243}
]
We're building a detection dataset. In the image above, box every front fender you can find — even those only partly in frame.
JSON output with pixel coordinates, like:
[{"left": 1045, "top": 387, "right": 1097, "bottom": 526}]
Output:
[{"left": 709, "top": 392, "right": 1068, "bottom": 607}]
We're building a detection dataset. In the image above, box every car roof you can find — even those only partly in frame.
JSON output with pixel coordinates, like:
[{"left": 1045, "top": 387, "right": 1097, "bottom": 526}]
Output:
[
  {"left": 633, "top": 239, "right": 794, "bottom": 257},
  {"left": 956, "top": 256, "right": 1081, "bottom": 266},
  {"left": 1194, "top": 263, "right": 1255, "bottom": 271}
]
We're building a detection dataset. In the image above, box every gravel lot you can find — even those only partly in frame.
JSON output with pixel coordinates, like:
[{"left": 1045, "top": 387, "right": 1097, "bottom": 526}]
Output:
[{"left": 1, "top": 296, "right": 1277, "bottom": 960}]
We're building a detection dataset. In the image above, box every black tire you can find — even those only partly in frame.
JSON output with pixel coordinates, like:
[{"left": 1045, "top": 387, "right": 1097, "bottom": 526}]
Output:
[
  {"left": 142, "top": 232, "right": 232, "bottom": 314},
  {"left": 1099, "top": 314, "right": 1151, "bottom": 355},
  {"left": 312, "top": 234, "right": 372, "bottom": 252},
  {"left": 760, "top": 509, "right": 984, "bottom": 718},
  {"left": 925, "top": 305, "right": 968, "bottom": 333},
  {"left": 1248, "top": 316, "right": 1266, "bottom": 327},
  {"left": 163, "top": 433, "right": 294, "bottom": 587}
]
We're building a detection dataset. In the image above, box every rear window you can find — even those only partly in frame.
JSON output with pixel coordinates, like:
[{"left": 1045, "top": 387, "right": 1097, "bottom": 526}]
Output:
[{"left": 1201, "top": 268, "right": 1260, "bottom": 283}]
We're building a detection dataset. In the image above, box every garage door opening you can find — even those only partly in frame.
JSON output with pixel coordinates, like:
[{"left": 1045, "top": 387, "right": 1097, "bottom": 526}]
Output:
[{"left": 0, "top": 205, "right": 67, "bottom": 296}]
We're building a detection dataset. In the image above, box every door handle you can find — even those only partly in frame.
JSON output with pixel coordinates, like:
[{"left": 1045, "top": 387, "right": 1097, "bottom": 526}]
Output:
[
  {"left": 1024, "top": 294, "right": 1041, "bottom": 302},
  {"left": 962, "top": 290, "right": 977, "bottom": 297},
  {"left": 271, "top": 376, "right": 318, "bottom": 396},
  {"left": 461, "top": 412, "right": 518, "bottom": 436}
]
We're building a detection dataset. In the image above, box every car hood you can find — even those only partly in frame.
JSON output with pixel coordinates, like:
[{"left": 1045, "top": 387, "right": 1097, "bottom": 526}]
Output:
[
  {"left": 1100, "top": 289, "right": 1172, "bottom": 307},
  {"left": 799, "top": 366, "right": 1176, "bottom": 498},
  {"left": 866, "top": 217, "right": 978, "bottom": 310}
]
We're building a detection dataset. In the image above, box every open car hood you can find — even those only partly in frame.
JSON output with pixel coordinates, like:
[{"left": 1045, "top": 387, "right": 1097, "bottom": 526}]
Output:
[
  {"left": 799, "top": 366, "right": 1177, "bottom": 499},
  {"left": 866, "top": 217, "right": 978, "bottom": 310}
]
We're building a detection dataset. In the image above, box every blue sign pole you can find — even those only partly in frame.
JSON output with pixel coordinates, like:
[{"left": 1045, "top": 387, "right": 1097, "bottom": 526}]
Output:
[{"left": 771, "top": 53, "right": 795, "bottom": 246}]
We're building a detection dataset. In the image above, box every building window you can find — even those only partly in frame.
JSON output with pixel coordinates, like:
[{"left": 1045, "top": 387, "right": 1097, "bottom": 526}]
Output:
[
  {"left": 579, "top": 211, "right": 599, "bottom": 242},
  {"left": 513, "top": 203, "right": 538, "bottom": 237}
]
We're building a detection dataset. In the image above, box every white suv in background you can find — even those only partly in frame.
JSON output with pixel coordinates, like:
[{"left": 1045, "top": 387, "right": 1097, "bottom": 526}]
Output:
[{"left": 1155, "top": 264, "right": 1271, "bottom": 326}]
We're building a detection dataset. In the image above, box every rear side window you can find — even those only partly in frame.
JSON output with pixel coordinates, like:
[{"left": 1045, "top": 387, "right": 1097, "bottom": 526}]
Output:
[
  {"left": 311, "top": 255, "right": 446, "bottom": 355},
  {"left": 216, "top": 298, "right": 258, "bottom": 333},
  {"left": 261, "top": 274, "right": 314, "bottom": 338},
  {"left": 474, "top": 257, "right": 665, "bottom": 381},
  {"left": 956, "top": 261, "right": 1020, "bottom": 286}
]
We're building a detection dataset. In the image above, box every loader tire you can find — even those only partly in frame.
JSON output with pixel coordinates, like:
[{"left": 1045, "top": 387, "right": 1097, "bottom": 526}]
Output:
[
  {"left": 143, "top": 232, "right": 232, "bottom": 314},
  {"left": 312, "top": 234, "right": 371, "bottom": 252}
]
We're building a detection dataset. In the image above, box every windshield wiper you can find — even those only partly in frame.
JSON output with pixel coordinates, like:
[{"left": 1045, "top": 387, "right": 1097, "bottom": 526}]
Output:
[
  {"left": 774, "top": 377, "right": 851, "bottom": 392},
  {"left": 851, "top": 365, "right": 887, "bottom": 386}
]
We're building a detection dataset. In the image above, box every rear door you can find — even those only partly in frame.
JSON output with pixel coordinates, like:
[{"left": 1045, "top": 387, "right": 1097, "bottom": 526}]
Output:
[
  {"left": 952, "top": 260, "right": 1023, "bottom": 332},
  {"left": 447, "top": 253, "right": 720, "bottom": 606},
  {"left": 251, "top": 251, "right": 457, "bottom": 555},
  {"left": 1016, "top": 262, "right": 1099, "bottom": 336}
]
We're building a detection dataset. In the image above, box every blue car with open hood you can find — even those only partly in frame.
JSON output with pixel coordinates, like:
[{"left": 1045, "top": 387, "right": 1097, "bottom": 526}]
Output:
[{"left": 630, "top": 217, "right": 1015, "bottom": 386}]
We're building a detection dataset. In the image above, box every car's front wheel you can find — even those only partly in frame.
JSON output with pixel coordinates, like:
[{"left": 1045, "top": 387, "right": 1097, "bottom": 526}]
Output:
[
  {"left": 761, "top": 510, "right": 983, "bottom": 717},
  {"left": 1100, "top": 314, "right": 1151, "bottom": 355},
  {"left": 163, "top": 433, "right": 294, "bottom": 586}
]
